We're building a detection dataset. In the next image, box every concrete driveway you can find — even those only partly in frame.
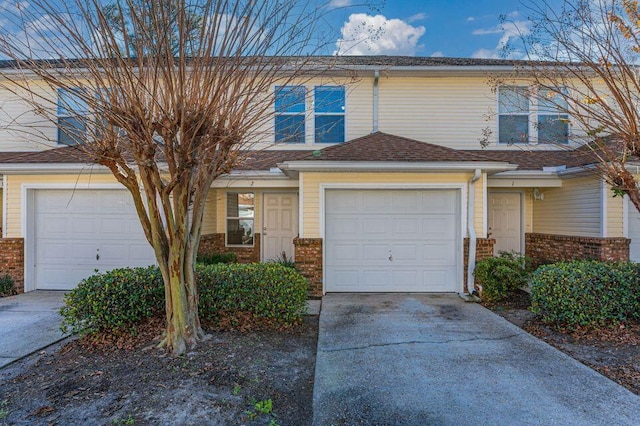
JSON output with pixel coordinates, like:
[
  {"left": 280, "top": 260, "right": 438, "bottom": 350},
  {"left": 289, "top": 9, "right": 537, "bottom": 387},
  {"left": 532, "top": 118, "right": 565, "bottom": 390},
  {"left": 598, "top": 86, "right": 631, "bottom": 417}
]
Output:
[
  {"left": 0, "top": 291, "right": 67, "bottom": 368},
  {"left": 313, "top": 294, "right": 640, "bottom": 425}
]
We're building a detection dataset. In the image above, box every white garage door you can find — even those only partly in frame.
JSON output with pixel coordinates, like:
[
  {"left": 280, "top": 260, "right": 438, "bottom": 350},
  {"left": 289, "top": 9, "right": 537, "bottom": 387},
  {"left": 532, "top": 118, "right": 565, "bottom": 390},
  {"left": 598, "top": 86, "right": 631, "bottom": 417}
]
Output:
[
  {"left": 33, "top": 189, "right": 157, "bottom": 290},
  {"left": 629, "top": 202, "right": 640, "bottom": 261},
  {"left": 325, "top": 189, "right": 460, "bottom": 292}
]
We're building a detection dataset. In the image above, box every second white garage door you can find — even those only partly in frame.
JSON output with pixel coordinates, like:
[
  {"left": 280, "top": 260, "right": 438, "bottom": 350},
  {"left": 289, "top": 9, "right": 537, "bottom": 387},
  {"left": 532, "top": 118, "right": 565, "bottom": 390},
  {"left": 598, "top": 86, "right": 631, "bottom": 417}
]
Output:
[
  {"left": 325, "top": 189, "right": 460, "bottom": 292},
  {"left": 629, "top": 202, "right": 640, "bottom": 261},
  {"left": 33, "top": 189, "right": 157, "bottom": 290}
]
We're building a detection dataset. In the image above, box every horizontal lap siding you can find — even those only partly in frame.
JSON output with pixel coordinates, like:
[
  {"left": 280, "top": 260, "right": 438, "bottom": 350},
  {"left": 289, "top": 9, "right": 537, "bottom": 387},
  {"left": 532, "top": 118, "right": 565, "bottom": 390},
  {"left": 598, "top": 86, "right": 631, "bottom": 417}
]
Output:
[
  {"left": 377, "top": 77, "right": 493, "bottom": 149},
  {"left": 532, "top": 176, "right": 602, "bottom": 237},
  {"left": 300, "top": 171, "right": 484, "bottom": 239},
  {"left": 606, "top": 183, "right": 624, "bottom": 238}
]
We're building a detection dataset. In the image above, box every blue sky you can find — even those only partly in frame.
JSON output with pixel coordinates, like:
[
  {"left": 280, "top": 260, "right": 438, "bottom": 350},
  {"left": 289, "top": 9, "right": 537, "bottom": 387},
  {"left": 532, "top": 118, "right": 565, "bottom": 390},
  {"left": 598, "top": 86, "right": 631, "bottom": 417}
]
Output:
[{"left": 327, "top": 0, "right": 561, "bottom": 58}]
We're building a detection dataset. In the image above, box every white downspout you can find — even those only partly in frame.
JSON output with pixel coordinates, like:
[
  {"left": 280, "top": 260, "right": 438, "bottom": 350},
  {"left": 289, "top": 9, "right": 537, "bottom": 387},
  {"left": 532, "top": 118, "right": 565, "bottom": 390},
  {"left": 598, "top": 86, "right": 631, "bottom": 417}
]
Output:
[
  {"left": 466, "top": 169, "right": 482, "bottom": 296},
  {"left": 373, "top": 70, "right": 379, "bottom": 133}
]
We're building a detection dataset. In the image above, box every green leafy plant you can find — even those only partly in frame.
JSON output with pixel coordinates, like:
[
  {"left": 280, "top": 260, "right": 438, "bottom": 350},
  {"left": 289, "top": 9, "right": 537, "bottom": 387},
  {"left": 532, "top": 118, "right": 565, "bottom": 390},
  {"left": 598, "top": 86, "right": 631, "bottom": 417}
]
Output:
[
  {"left": 232, "top": 384, "right": 242, "bottom": 396},
  {"left": 254, "top": 399, "right": 273, "bottom": 414},
  {"left": 60, "top": 263, "right": 308, "bottom": 335},
  {"left": 196, "top": 252, "right": 237, "bottom": 265},
  {"left": 0, "top": 274, "right": 15, "bottom": 297},
  {"left": 197, "top": 263, "right": 308, "bottom": 327},
  {"left": 474, "top": 251, "right": 530, "bottom": 302},
  {"left": 0, "top": 399, "right": 9, "bottom": 420},
  {"left": 60, "top": 266, "right": 164, "bottom": 335},
  {"left": 268, "top": 251, "right": 295, "bottom": 269},
  {"left": 530, "top": 260, "right": 640, "bottom": 329}
]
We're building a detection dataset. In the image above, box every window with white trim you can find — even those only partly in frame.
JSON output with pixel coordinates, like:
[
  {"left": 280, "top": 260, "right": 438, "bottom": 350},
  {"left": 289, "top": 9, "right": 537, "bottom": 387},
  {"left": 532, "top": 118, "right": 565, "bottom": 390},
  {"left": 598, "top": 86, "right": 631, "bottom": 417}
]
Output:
[
  {"left": 226, "top": 192, "right": 254, "bottom": 246},
  {"left": 57, "top": 88, "right": 89, "bottom": 145},
  {"left": 274, "top": 86, "right": 305, "bottom": 143},
  {"left": 314, "top": 86, "right": 345, "bottom": 143},
  {"left": 498, "top": 86, "right": 569, "bottom": 144}
]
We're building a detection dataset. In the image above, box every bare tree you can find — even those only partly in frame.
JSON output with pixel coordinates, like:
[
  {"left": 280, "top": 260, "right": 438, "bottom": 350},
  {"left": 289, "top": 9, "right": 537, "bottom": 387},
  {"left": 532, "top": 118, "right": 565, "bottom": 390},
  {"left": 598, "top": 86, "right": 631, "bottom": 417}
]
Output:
[
  {"left": 491, "top": 0, "right": 640, "bottom": 211},
  {"left": 0, "top": 0, "right": 336, "bottom": 355}
]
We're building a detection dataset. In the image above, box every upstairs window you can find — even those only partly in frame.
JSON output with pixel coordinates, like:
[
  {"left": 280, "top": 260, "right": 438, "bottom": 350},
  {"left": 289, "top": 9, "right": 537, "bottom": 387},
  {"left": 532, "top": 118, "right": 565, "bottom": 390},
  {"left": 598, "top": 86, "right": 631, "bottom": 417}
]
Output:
[
  {"left": 57, "top": 88, "right": 89, "bottom": 145},
  {"left": 498, "top": 86, "right": 569, "bottom": 144},
  {"left": 498, "top": 86, "right": 529, "bottom": 144},
  {"left": 275, "top": 86, "right": 305, "bottom": 143},
  {"left": 314, "top": 86, "right": 345, "bottom": 143},
  {"left": 226, "top": 192, "right": 254, "bottom": 246},
  {"left": 537, "top": 88, "right": 569, "bottom": 144}
]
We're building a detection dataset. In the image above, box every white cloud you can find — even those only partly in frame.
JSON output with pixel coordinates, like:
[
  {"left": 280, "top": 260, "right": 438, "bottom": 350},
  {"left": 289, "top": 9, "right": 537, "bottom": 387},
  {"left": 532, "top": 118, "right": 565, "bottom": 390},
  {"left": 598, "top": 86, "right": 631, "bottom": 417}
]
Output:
[
  {"left": 430, "top": 51, "right": 444, "bottom": 57},
  {"left": 467, "top": 16, "right": 476, "bottom": 22},
  {"left": 471, "top": 18, "right": 532, "bottom": 59},
  {"left": 407, "top": 12, "right": 427, "bottom": 23},
  {"left": 329, "top": 0, "right": 352, "bottom": 8},
  {"left": 334, "top": 13, "right": 426, "bottom": 56}
]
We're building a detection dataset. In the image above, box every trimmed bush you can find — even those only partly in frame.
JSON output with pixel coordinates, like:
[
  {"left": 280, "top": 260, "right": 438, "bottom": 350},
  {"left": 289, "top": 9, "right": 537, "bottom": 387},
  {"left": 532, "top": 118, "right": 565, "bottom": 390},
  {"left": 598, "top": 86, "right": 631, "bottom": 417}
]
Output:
[
  {"left": 197, "top": 252, "right": 237, "bottom": 265},
  {"left": 60, "top": 266, "right": 164, "bottom": 335},
  {"left": 530, "top": 260, "right": 640, "bottom": 329},
  {"left": 198, "top": 263, "right": 308, "bottom": 327},
  {"left": 0, "top": 274, "right": 15, "bottom": 297},
  {"left": 474, "top": 252, "right": 530, "bottom": 302},
  {"left": 60, "top": 262, "right": 308, "bottom": 335}
]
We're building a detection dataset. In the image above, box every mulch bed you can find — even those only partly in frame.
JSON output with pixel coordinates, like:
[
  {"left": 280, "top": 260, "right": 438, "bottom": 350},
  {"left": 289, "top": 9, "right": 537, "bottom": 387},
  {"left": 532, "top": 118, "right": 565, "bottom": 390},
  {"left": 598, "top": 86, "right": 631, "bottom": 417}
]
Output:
[
  {"left": 0, "top": 316, "right": 318, "bottom": 426},
  {"left": 484, "top": 290, "right": 640, "bottom": 395}
]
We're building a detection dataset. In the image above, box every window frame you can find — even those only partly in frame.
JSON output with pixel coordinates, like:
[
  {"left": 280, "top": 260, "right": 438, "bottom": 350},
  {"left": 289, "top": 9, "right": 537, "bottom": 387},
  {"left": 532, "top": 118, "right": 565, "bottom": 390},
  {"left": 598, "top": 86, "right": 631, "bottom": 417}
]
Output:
[
  {"left": 274, "top": 85, "right": 306, "bottom": 144},
  {"left": 225, "top": 192, "right": 255, "bottom": 247},
  {"left": 497, "top": 85, "right": 570, "bottom": 145},
  {"left": 313, "top": 85, "right": 346, "bottom": 144},
  {"left": 57, "top": 88, "right": 89, "bottom": 146}
]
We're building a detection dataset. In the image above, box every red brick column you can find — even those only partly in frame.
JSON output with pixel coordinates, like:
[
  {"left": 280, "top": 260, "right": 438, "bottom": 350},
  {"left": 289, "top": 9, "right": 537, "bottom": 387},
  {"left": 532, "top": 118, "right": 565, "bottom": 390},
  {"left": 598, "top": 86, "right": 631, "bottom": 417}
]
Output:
[
  {"left": 198, "top": 233, "right": 261, "bottom": 263},
  {"left": 294, "top": 237, "right": 323, "bottom": 298},
  {"left": 525, "top": 233, "right": 630, "bottom": 267},
  {"left": 0, "top": 238, "right": 24, "bottom": 294},
  {"left": 464, "top": 238, "right": 496, "bottom": 292}
]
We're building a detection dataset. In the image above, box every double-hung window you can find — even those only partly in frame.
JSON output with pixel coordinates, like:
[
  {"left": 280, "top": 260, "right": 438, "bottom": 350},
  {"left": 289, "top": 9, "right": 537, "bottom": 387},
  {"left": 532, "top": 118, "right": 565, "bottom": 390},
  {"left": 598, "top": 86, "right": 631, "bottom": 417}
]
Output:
[
  {"left": 498, "top": 86, "right": 530, "bottom": 144},
  {"left": 274, "top": 86, "right": 306, "bottom": 144},
  {"left": 537, "top": 88, "right": 569, "bottom": 144},
  {"left": 57, "top": 88, "right": 89, "bottom": 145},
  {"left": 314, "top": 86, "right": 345, "bottom": 143},
  {"left": 226, "top": 192, "right": 254, "bottom": 246},
  {"left": 498, "top": 86, "right": 569, "bottom": 144}
]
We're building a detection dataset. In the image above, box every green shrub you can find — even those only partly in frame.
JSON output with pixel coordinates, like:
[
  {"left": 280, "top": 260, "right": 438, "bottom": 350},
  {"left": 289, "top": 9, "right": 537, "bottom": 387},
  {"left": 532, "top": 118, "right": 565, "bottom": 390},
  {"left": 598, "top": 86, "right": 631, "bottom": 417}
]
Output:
[
  {"left": 60, "top": 266, "right": 164, "bottom": 334},
  {"left": 198, "top": 262, "right": 308, "bottom": 326},
  {"left": 197, "top": 252, "right": 237, "bottom": 265},
  {"left": 0, "top": 274, "right": 15, "bottom": 297},
  {"left": 60, "top": 262, "right": 308, "bottom": 335},
  {"left": 530, "top": 260, "right": 640, "bottom": 329},
  {"left": 474, "top": 252, "right": 530, "bottom": 302}
]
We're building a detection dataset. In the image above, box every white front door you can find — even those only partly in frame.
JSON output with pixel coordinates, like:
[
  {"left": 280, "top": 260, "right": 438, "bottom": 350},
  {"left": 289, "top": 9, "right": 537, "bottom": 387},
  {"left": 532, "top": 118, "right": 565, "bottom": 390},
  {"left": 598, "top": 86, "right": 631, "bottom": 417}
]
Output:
[
  {"left": 488, "top": 192, "right": 522, "bottom": 254},
  {"left": 262, "top": 192, "right": 298, "bottom": 261},
  {"left": 325, "top": 189, "right": 460, "bottom": 292},
  {"left": 33, "top": 189, "right": 157, "bottom": 290}
]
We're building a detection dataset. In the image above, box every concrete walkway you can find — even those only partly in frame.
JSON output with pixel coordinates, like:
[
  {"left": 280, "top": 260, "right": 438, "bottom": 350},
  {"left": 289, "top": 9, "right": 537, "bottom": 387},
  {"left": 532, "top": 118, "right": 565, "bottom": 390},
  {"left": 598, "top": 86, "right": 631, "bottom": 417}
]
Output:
[
  {"left": 313, "top": 294, "right": 640, "bottom": 425},
  {"left": 0, "top": 291, "right": 67, "bottom": 368}
]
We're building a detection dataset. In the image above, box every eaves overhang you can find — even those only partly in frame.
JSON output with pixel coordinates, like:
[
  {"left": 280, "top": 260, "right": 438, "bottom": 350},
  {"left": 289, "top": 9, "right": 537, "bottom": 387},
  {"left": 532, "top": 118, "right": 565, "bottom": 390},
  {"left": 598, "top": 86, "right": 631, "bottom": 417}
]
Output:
[
  {"left": 488, "top": 170, "right": 564, "bottom": 187},
  {"left": 277, "top": 160, "right": 517, "bottom": 178},
  {"left": 0, "top": 163, "right": 112, "bottom": 174}
]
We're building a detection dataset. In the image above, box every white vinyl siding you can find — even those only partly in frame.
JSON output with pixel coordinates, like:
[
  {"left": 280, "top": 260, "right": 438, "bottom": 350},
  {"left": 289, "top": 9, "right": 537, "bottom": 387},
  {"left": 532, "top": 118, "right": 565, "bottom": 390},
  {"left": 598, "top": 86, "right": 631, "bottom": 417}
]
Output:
[{"left": 532, "top": 176, "right": 602, "bottom": 237}]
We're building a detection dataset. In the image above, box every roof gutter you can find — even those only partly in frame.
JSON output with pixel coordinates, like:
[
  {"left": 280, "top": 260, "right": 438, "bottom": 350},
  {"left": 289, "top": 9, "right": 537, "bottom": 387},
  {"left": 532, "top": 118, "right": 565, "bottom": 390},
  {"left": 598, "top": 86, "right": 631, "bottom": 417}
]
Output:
[
  {"left": 278, "top": 161, "right": 517, "bottom": 174},
  {"left": 0, "top": 163, "right": 112, "bottom": 174}
]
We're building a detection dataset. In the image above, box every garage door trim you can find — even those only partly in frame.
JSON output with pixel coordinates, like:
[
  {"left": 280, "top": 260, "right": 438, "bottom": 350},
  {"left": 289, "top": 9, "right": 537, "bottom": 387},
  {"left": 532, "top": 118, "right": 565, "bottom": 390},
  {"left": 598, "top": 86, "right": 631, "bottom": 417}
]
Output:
[
  {"left": 320, "top": 183, "right": 468, "bottom": 294},
  {"left": 23, "top": 183, "right": 136, "bottom": 292}
]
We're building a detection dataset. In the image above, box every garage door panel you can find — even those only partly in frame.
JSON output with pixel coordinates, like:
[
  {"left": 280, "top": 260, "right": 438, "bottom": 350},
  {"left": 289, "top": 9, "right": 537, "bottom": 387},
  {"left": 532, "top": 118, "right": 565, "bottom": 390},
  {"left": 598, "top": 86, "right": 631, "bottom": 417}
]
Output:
[
  {"left": 325, "top": 189, "right": 460, "bottom": 292},
  {"left": 34, "top": 189, "right": 157, "bottom": 290}
]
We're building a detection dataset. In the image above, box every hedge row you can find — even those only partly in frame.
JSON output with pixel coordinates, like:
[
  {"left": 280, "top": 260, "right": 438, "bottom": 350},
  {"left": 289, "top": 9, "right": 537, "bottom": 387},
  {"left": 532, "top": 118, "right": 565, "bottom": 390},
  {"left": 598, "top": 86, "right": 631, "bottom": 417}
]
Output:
[{"left": 60, "top": 263, "right": 308, "bottom": 335}]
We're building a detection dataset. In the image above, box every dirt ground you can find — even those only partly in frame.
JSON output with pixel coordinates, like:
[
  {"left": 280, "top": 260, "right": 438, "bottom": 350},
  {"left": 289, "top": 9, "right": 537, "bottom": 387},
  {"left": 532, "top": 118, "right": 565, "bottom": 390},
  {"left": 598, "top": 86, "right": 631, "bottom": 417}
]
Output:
[
  {"left": 484, "top": 290, "right": 640, "bottom": 395},
  {"left": 0, "top": 316, "right": 318, "bottom": 426}
]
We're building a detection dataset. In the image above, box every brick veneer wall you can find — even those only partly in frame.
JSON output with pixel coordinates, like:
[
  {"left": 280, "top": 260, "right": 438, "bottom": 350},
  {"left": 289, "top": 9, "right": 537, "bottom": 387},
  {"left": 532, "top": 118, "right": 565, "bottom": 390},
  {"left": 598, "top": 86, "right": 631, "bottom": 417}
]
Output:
[
  {"left": 294, "top": 237, "right": 323, "bottom": 298},
  {"left": 525, "top": 233, "right": 630, "bottom": 267},
  {"left": 464, "top": 237, "right": 496, "bottom": 292},
  {"left": 0, "top": 238, "right": 24, "bottom": 294},
  {"left": 198, "top": 233, "right": 261, "bottom": 263}
]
